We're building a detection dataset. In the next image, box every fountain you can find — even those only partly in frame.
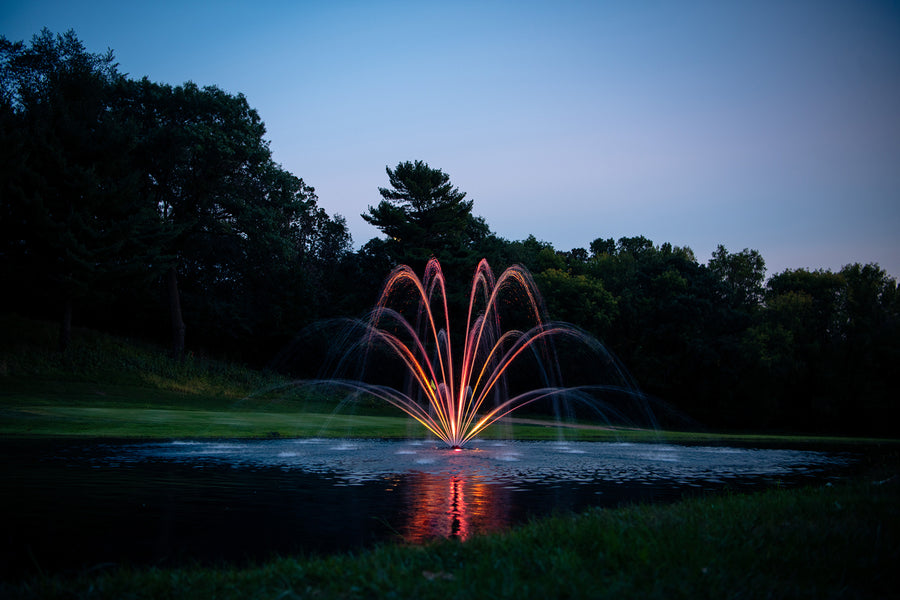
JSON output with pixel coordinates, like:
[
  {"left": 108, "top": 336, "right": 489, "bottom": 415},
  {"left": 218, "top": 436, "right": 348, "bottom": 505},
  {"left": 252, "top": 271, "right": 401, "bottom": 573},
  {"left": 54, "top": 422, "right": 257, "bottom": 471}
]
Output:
[{"left": 323, "top": 258, "right": 648, "bottom": 448}]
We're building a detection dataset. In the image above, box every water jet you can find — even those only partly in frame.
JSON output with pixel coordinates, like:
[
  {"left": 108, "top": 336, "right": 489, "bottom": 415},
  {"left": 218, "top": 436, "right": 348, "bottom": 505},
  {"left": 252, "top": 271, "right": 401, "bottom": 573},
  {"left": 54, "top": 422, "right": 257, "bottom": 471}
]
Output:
[{"left": 321, "top": 258, "right": 649, "bottom": 447}]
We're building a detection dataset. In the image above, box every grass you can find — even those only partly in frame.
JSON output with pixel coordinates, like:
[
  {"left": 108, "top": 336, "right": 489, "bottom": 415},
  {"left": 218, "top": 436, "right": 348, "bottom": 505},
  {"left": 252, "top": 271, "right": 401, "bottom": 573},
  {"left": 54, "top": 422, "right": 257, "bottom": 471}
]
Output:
[
  {"left": 0, "top": 313, "right": 279, "bottom": 397},
  {"left": 0, "top": 313, "right": 412, "bottom": 438},
  {"left": 3, "top": 471, "right": 897, "bottom": 599}
]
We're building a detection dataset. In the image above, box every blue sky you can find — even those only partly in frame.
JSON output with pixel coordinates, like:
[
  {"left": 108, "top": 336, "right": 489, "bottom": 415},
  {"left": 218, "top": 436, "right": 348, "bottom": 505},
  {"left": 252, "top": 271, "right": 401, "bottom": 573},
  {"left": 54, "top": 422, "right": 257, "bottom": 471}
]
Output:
[{"left": 3, "top": 1, "right": 899, "bottom": 278}]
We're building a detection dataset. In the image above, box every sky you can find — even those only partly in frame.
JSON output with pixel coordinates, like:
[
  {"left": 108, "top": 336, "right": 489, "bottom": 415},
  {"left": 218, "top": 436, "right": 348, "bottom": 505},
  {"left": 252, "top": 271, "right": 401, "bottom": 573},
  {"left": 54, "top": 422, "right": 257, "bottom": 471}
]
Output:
[{"left": 3, "top": 0, "right": 899, "bottom": 279}]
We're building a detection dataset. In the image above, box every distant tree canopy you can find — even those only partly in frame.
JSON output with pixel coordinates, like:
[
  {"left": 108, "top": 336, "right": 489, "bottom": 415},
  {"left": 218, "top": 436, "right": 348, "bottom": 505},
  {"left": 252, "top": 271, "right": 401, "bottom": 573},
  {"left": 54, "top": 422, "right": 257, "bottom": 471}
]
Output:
[
  {"left": 708, "top": 244, "right": 766, "bottom": 309},
  {"left": 2, "top": 29, "right": 897, "bottom": 437}
]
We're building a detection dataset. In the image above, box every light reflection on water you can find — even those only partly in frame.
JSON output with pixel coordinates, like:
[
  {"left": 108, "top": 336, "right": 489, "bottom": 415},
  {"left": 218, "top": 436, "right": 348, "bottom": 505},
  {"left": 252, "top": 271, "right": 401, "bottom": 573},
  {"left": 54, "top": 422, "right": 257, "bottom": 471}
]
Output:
[{"left": 400, "top": 473, "right": 511, "bottom": 542}]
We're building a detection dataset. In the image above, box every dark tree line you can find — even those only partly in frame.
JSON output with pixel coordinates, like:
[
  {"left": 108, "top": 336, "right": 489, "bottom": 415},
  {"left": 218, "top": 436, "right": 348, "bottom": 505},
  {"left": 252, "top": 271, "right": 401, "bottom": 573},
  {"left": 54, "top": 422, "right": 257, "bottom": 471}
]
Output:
[
  {"left": 1, "top": 30, "right": 350, "bottom": 358},
  {"left": 3, "top": 30, "right": 897, "bottom": 435},
  {"left": 534, "top": 240, "right": 899, "bottom": 435}
]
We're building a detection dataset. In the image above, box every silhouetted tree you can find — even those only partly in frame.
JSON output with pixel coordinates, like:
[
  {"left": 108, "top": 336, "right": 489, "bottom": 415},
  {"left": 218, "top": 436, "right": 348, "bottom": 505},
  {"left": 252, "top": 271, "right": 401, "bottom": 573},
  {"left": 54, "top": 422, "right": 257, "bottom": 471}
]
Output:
[
  {"left": 0, "top": 29, "right": 158, "bottom": 351},
  {"left": 581, "top": 237, "right": 729, "bottom": 423},
  {"left": 708, "top": 245, "right": 766, "bottom": 310},
  {"left": 2, "top": 30, "right": 351, "bottom": 360},
  {"left": 836, "top": 263, "right": 899, "bottom": 431},
  {"left": 362, "top": 160, "right": 489, "bottom": 285},
  {"left": 122, "top": 78, "right": 350, "bottom": 357},
  {"left": 589, "top": 237, "right": 616, "bottom": 257}
]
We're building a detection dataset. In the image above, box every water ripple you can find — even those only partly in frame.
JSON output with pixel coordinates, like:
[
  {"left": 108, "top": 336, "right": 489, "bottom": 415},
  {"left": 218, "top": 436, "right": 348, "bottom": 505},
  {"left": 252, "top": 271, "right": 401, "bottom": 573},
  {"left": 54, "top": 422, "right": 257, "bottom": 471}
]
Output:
[{"left": 105, "top": 439, "right": 854, "bottom": 488}]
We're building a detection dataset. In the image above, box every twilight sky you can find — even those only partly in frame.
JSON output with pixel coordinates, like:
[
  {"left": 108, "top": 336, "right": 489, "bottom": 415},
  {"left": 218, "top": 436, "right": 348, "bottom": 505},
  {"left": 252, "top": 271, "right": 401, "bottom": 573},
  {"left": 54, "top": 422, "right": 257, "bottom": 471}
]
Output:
[{"left": 3, "top": 1, "right": 899, "bottom": 278}]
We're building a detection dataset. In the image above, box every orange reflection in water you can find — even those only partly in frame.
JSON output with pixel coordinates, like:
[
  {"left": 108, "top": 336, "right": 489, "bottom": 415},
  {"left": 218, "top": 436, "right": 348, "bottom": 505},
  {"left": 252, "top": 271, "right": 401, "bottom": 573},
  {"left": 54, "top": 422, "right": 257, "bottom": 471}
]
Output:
[{"left": 401, "top": 471, "right": 511, "bottom": 542}]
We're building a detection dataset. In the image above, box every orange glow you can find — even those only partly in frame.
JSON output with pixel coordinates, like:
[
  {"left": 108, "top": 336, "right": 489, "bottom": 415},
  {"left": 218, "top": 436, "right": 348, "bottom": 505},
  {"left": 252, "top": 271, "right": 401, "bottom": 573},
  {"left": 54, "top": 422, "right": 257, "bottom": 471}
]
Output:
[
  {"left": 400, "top": 472, "right": 510, "bottom": 542},
  {"left": 347, "top": 258, "right": 600, "bottom": 448}
]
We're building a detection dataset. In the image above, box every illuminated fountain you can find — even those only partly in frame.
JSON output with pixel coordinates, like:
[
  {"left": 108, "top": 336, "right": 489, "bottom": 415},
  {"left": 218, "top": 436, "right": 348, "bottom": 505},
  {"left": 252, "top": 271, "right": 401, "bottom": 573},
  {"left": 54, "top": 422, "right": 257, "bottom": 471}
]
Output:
[{"left": 326, "top": 258, "right": 646, "bottom": 448}]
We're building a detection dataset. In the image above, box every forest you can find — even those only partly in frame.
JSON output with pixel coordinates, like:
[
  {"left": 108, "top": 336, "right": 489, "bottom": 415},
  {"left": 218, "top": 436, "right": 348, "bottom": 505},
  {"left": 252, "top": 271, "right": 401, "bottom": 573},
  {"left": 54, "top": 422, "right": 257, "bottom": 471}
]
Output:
[{"left": 2, "top": 30, "right": 897, "bottom": 436}]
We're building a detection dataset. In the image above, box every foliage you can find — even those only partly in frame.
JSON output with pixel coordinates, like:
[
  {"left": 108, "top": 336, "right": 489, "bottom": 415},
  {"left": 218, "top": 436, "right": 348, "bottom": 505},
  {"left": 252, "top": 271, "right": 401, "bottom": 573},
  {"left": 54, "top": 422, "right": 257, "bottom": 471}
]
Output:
[
  {"left": 708, "top": 244, "right": 766, "bottom": 309},
  {"left": 533, "top": 268, "right": 617, "bottom": 335},
  {"left": 0, "top": 29, "right": 351, "bottom": 362},
  {"left": 361, "top": 160, "right": 490, "bottom": 296},
  {"left": 749, "top": 264, "right": 900, "bottom": 432},
  {"left": 0, "top": 29, "right": 157, "bottom": 351},
  {"left": 462, "top": 235, "right": 898, "bottom": 435}
]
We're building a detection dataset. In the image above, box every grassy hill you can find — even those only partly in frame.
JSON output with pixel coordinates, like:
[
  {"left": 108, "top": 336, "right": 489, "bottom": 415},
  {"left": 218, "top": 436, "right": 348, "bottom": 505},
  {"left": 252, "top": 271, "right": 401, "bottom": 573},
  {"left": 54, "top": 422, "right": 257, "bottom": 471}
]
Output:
[{"left": 0, "top": 313, "right": 415, "bottom": 438}]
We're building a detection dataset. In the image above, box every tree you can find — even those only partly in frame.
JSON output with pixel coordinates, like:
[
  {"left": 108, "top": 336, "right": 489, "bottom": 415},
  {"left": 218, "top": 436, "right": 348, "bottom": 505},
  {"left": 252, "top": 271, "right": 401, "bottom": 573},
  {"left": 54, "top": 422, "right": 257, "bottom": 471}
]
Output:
[
  {"left": 589, "top": 237, "right": 616, "bottom": 257},
  {"left": 583, "top": 237, "right": 731, "bottom": 424},
  {"left": 617, "top": 235, "right": 655, "bottom": 258},
  {"left": 752, "top": 264, "right": 899, "bottom": 433},
  {"left": 708, "top": 245, "right": 766, "bottom": 310},
  {"left": 743, "top": 268, "right": 846, "bottom": 428},
  {"left": 0, "top": 29, "right": 158, "bottom": 351},
  {"left": 836, "top": 263, "right": 899, "bottom": 432},
  {"left": 766, "top": 268, "right": 844, "bottom": 343},
  {"left": 3, "top": 30, "right": 352, "bottom": 359},
  {"left": 362, "top": 160, "right": 488, "bottom": 276},
  {"left": 123, "top": 77, "right": 350, "bottom": 357},
  {"left": 123, "top": 78, "right": 274, "bottom": 355},
  {"left": 534, "top": 268, "right": 617, "bottom": 336}
]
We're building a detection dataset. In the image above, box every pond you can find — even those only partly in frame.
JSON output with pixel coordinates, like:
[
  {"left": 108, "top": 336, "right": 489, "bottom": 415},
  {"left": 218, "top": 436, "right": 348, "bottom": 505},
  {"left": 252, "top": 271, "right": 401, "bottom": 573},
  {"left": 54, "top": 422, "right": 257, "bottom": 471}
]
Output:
[{"left": 2, "top": 437, "right": 858, "bottom": 579}]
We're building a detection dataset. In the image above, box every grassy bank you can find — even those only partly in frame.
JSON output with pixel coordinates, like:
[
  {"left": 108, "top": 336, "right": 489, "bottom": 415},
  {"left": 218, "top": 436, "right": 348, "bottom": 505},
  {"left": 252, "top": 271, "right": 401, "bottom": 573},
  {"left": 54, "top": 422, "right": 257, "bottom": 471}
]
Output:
[
  {"left": 3, "top": 314, "right": 895, "bottom": 446},
  {"left": 4, "top": 471, "right": 897, "bottom": 599},
  {"left": 0, "top": 313, "right": 411, "bottom": 438}
]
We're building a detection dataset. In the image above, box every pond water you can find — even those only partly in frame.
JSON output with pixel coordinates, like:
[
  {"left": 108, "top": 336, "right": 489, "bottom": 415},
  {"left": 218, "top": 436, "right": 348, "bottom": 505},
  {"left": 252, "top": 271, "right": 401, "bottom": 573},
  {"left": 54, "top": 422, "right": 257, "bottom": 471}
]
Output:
[{"left": 2, "top": 438, "right": 857, "bottom": 579}]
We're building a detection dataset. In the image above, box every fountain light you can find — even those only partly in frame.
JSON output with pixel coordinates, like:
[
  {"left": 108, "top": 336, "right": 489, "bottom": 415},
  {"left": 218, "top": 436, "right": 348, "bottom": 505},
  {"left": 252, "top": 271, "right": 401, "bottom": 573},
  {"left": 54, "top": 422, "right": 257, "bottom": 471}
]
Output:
[{"left": 329, "top": 258, "right": 637, "bottom": 448}]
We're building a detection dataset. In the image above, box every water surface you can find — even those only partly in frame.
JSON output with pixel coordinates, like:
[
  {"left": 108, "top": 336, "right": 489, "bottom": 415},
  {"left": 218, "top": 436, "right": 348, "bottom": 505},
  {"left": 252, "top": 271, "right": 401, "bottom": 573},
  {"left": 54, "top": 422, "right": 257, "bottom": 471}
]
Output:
[{"left": 2, "top": 438, "right": 856, "bottom": 579}]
